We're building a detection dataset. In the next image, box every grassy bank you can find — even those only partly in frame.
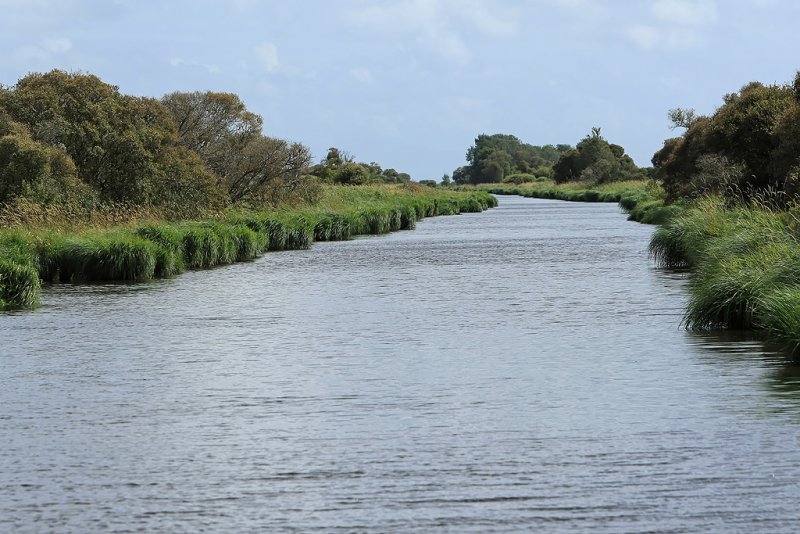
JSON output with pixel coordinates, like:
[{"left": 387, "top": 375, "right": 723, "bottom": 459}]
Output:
[
  {"left": 0, "top": 185, "right": 497, "bottom": 310},
  {"left": 475, "top": 180, "right": 680, "bottom": 225},
  {"left": 649, "top": 198, "right": 800, "bottom": 350}
]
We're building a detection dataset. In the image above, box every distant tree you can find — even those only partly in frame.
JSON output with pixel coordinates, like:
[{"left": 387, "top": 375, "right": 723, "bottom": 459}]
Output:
[
  {"left": 552, "top": 149, "right": 581, "bottom": 183},
  {"left": 667, "top": 108, "right": 698, "bottom": 129},
  {"left": 418, "top": 179, "right": 437, "bottom": 187},
  {"left": 441, "top": 173, "right": 451, "bottom": 186},
  {"left": 463, "top": 134, "right": 569, "bottom": 184},
  {"left": 332, "top": 162, "right": 371, "bottom": 185},
  {"left": 452, "top": 165, "right": 471, "bottom": 185},
  {"left": 553, "top": 127, "right": 644, "bottom": 184}
]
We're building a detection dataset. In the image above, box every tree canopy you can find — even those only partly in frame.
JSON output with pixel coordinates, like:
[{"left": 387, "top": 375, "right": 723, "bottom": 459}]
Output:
[
  {"left": 552, "top": 127, "right": 646, "bottom": 184},
  {"left": 652, "top": 73, "right": 800, "bottom": 200},
  {"left": 453, "top": 134, "right": 571, "bottom": 185},
  {"left": 0, "top": 71, "right": 221, "bottom": 215},
  {"left": 307, "top": 147, "right": 414, "bottom": 186},
  {"left": 0, "top": 70, "right": 328, "bottom": 215}
]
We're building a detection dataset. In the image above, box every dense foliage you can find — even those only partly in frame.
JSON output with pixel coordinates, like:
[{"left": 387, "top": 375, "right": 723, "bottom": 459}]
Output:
[
  {"left": 552, "top": 127, "right": 647, "bottom": 184},
  {"left": 161, "top": 91, "right": 314, "bottom": 204},
  {"left": 652, "top": 72, "right": 800, "bottom": 201},
  {"left": 0, "top": 71, "right": 222, "bottom": 217},
  {"left": 307, "top": 147, "right": 415, "bottom": 186},
  {"left": 453, "top": 131, "right": 644, "bottom": 185},
  {"left": 452, "top": 134, "right": 571, "bottom": 185},
  {"left": 0, "top": 70, "right": 328, "bottom": 219}
]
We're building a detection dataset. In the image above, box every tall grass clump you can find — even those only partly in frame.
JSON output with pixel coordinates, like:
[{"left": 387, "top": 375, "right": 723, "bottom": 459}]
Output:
[
  {"left": 683, "top": 242, "right": 800, "bottom": 330},
  {"left": 180, "top": 223, "right": 224, "bottom": 269},
  {"left": 648, "top": 198, "right": 731, "bottom": 268},
  {"left": 759, "top": 287, "right": 800, "bottom": 351},
  {"left": 41, "top": 233, "right": 159, "bottom": 282},
  {"left": 232, "top": 224, "right": 265, "bottom": 261},
  {"left": 136, "top": 224, "right": 186, "bottom": 277},
  {"left": 0, "top": 259, "right": 41, "bottom": 309}
]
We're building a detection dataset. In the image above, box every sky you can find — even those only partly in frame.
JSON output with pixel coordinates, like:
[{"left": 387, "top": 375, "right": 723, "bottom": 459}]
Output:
[{"left": 1, "top": 0, "right": 798, "bottom": 181}]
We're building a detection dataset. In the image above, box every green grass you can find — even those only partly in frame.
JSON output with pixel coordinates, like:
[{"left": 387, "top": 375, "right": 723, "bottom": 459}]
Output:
[
  {"left": 0, "top": 259, "right": 40, "bottom": 309},
  {"left": 0, "top": 184, "right": 496, "bottom": 310},
  {"left": 649, "top": 197, "right": 800, "bottom": 351},
  {"left": 476, "top": 179, "right": 674, "bottom": 224}
]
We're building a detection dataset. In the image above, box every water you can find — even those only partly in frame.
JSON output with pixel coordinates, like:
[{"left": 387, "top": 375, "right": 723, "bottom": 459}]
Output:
[{"left": 2, "top": 195, "right": 800, "bottom": 532}]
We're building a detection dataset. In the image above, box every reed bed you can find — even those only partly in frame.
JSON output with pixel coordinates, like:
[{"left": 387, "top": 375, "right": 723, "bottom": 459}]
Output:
[
  {"left": 649, "top": 198, "right": 800, "bottom": 350},
  {"left": 0, "top": 185, "right": 496, "bottom": 310}
]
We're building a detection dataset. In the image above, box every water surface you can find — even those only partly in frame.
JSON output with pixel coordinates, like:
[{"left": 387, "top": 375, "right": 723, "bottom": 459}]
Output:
[{"left": 2, "top": 195, "right": 800, "bottom": 532}]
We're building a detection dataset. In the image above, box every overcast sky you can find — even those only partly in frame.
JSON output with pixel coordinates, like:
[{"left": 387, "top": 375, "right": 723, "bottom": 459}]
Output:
[{"left": 1, "top": 0, "right": 798, "bottom": 180}]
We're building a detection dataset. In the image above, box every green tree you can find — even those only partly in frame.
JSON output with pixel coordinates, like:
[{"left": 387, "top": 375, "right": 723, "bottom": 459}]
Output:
[
  {"left": 162, "top": 90, "right": 312, "bottom": 203},
  {"left": 0, "top": 70, "right": 220, "bottom": 212},
  {"left": 332, "top": 162, "right": 371, "bottom": 185}
]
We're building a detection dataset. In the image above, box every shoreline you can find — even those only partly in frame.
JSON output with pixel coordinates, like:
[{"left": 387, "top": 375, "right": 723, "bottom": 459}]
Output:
[{"left": 0, "top": 186, "right": 497, "bottom": 311}]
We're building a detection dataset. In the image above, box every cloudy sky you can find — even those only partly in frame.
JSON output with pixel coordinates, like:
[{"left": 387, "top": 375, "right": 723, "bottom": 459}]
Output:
[{"left": 1, "top": 0, "right": 798, "bottom": 180}]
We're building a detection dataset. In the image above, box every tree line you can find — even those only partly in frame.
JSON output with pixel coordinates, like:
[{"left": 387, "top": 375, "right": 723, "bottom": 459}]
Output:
[
  {"left": 652, "top": 72, "right": 800, "bottom": 202},
  {"left": 453, "top": 130, "right": 647, "bottom": 186},
  {"left": 0, "top": 70, "right": 418, "bottom": 220}
]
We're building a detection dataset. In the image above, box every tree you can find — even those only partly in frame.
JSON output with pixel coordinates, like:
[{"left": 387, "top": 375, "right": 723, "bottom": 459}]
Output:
[
  {"left": 441, "top": 173, "right": 451, "bottom": 186},
  {"left": 653, "top": 77, "right": 800, "bottom": 200},
  {"left": 162, "top": 90, "right": 313, "bottom": 203},
  {"left": 452, "top": 166, "right": 471, "bottom": 185},
  {"left": 462, "top": 134, "right": 570, "bottom": 184},
  {"left": 225, "top": 136, "right": 311, "bottom": 203},
  {"left": 668, "top": 108, "right": 698, "bottom": 129},
  {"left": 0, "top": 70, "right": 220, "bottom": 211},
  {"left": 332, "top": 162, "right": 371, "bottom": 185},
  {"left": 161, "top": 91, "right": 262, "bottom": 179},
  {"left": 553, "top": 128, "right": 644, "bottom": 184}
]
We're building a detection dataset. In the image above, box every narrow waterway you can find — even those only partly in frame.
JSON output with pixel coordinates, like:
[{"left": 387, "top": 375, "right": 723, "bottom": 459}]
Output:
[{"left": 2, "top": 195, "right": 799, "bottom": 532}]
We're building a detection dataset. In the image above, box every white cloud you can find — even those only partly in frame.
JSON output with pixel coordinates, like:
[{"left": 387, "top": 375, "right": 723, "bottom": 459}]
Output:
[
  {"left": 169, "top": 57, "right": 220, "bottom": 74},
  {"left": 350, "top": 67, "right": 374, "bottom": 84},
  {"left": 253, "top": 42, "right": 279, "bottom": 72},
  {"left": 345, "top": 0, "right": 516, "bottom": 65},
  {"left": 652, "top": 0, "right": 718, "bottom": 25},
  {"left": 626, "top": 0, "right": 717, "bottom": 51},
  {"left": 626, "top": 24, "right": 701, "bottom": 50}
]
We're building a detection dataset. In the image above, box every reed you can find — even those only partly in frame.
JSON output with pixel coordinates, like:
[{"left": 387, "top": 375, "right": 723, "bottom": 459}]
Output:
[
  {"left": 0, "top": 259, "right": 40, "bottom": 309},
  {"left": 759, "top": 287, "right": 800, "bottom": 351},
  {"left": 0, "top": 184, "right": 496, "bottom": 310},
  {"left": 39, "top": 233, "right": 159, "bottom": 282},
  {"left": 136, "top": 224, "right": 186, "bottom": 277}
]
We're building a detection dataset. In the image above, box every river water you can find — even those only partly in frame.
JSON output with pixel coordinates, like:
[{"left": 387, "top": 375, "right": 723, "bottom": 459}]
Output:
[{"left": 2, "top": 195, "right": 800, "bottom": 532}]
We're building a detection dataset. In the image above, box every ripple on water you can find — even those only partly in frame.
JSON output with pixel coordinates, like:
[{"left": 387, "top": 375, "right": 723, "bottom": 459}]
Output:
[{"left": 2, "top": 196, "right": 800, "bottom": 532}]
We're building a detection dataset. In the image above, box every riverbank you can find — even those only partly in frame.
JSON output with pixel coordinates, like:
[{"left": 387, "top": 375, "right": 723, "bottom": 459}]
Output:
[
  {"left": 649, "top": 198, "right": 800, "bottom": 351},
  {"left": 472, "top": 180, "right": 680, "bottom": 224},
  {"left": 0, "top": 185, "right": 497, "bottom": 310}
]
